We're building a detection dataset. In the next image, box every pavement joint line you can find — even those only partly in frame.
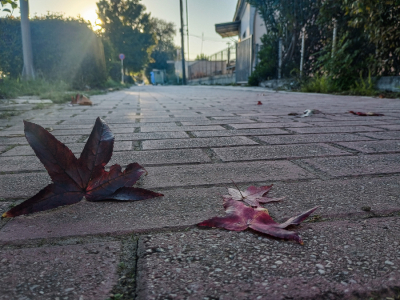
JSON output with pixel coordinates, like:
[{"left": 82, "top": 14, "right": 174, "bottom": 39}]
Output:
[
  {"left": 324, "top": 142, "right": 360, "bottom": 154},
  {"left": 201, "top": 148, "right": 224, "bottom": 163},
  {"left": 3, "top": 213, "right": 400, "bottom": 249},
  {"left": 290, "top": 159, "right": 334, "bottom": 181}
]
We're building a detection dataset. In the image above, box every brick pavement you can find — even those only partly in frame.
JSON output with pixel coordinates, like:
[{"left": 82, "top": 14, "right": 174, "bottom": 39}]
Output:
[{"left": 0, "top": 86, "right": 399, "bottom": 299}]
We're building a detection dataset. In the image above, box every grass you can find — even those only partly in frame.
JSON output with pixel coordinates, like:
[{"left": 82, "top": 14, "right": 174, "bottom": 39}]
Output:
[
  {"left": 0, "top": 110, "right": 22, "bottom": 119},
  {"left": 0, "top": 78, "right": 131, "bottom": 104},
  {"left": 32, "top": 103, "right": 53, "bottom": 110}
]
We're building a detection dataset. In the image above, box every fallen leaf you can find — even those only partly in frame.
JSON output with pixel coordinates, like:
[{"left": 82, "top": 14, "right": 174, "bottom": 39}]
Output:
[
  {"left": 225, "top": 185, "right": 284, "bottom": 207},
  {"left": 349, "top": 111, "right": 384, "bottom": 116},
  {"left": 257, "top": 101, "right": 263, "bottom": 105},
  {"left": 198, "top": 199, "right": 319, "bottom": 244},
  {"left": 2, "top": 117, "right": 163, "bottom": 218},
  {"left": 71, "top": 94, "right": 92, "bottom": 106}
]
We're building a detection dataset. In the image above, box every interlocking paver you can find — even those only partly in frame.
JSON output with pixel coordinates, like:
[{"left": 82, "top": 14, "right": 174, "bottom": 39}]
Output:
[
  {"left": 137, "top": 218, "right": 400, "bottom": 300},
  {"left": 360, "top": 130, "right": 400, "bottom": 140},
  {"left": 335, "top": 140, "right": 400, "bottom": 153},
  {"left": 212, "top": 143, "right": 351, "bottom": 161},
  {"left": 230, "top": 122, "right": 312, "bottom": 129},
  {"left": 256, "top": 133, "right": 373, "bottom": 144},
  {"left": 289, "top": 125, "right": 384, "bottom": 134},
  {"left": 301, "top": 154, "right": 400, "bottom": 176},
  {"left": 192, "top": 128, "right": 288, "bottom": 137},
  {"left": 115, "top": 132, "right": 189, "bottom": 141},
  {"left": 0, "top": 242, "right": 120, "bottom": 299},
  {"left": 142, "top": 136, "right": 258, "bottom": 150}
]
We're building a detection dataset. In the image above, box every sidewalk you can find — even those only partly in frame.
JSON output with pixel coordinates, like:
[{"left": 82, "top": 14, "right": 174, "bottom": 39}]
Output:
[{"left": 0, "top": 86, "right": 399, "bottom": 299}]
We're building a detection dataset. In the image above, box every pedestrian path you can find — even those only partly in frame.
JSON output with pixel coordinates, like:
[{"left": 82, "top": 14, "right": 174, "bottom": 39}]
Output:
[{"left": 0, "top": 86, "right": 399, "bottom": 299}]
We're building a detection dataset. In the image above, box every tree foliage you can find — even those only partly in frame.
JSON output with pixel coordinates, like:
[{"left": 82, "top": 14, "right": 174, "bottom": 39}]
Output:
[
  {"left": 1, "top": 0, "right": 17, "bottom": 13},
  {"left": 247, "top": 0, "right": 400, "bottom": 88},
  {"left": 96, "top": 0, "right": 156, "bottom": 73},
  {"left": 146, "top": 18, "right": 177, "bottom": 77},
  {"left": 0, "top": 14, "right": 107, "bottom": 88}
]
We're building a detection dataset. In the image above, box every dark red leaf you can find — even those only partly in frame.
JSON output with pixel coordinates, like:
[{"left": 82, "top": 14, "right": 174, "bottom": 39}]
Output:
[
  {"left": 257, "top": 101, "right": 263, "bottom": 105},
  {"left": 349, "top": 111, "right": 384, "bottom": 116},
  {"left": 3, "top": 118, "right": 163, "bottom": 218},
  {"left": 198, "top": 198, "right": 319, "bottom": 244},
  {"left": 3, "top": 184, "right": 84, "bottom": 218}
]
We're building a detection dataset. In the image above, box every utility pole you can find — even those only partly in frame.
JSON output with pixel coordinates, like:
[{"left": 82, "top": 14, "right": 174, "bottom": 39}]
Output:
[
  {"left": 185, "top": 0, "right": 189, "bottom": 61},
  {"left": 20, "top": 0, "right": 35, "bottom": 80},
  {"left": 332, "top": 19, "right": 337, "bottom": 58},
  {"left": 201, "top": 32, "right": 204, "bottom": 55},
  {"left": 179, "top": 0, "right": 186, "bottom": 85}
]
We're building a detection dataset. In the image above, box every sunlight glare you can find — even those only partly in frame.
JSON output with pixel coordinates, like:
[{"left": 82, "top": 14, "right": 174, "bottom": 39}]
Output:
[{"left": 82, "top": 9, "right": 102, "bottom": 31}]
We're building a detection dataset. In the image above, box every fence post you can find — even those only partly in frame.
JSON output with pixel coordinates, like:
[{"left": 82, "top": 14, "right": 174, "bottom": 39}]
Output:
[
  {"left": 278, "top": 37, "right": 282, "bottom": 79},
  {"left": 300, "top": 28, "right": 305, "bottom": 78}
]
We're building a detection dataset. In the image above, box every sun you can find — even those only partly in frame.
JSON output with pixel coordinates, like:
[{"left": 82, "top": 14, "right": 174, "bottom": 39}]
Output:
[{"left": 82, "top": 9, "right": 102, "bottom": 31}]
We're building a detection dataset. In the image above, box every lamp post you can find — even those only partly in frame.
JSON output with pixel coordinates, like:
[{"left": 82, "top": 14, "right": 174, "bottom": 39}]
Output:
[
  {"left": 179, "top": 0, "right": 186, "bottom": 85},
  {"left": 20, "top": 0, "right": 35, "bottom": 80}
]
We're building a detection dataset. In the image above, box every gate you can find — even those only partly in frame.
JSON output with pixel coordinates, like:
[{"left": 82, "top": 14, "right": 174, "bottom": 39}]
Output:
[{"left": 236, "top": 35, "right": 253, "bottom": 83}]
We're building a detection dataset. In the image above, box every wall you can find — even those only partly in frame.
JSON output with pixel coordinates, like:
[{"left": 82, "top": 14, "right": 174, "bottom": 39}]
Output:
[
  {"left": 188, "top": 74, "right": 236, "bottom": 85},
  {"left": 375, "top": 76, "right": 400, "bottom": 92}
]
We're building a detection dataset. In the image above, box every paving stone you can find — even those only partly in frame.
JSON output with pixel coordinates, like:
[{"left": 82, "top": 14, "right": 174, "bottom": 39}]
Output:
[
  {"left": 136, "top": 217, "right": 400, "bottom": 300},
  {"left": 301, "top": 154, "right": 400, "bottom": 177},
  {"left": 0, "top": 187, "right": 226, "bottom": 242},
  {"left": 0, "top": 172, "right": 50, "bottom": 199},
  {"left": 212, "top": 144, "right": 351, "bottom": 162},
  {"left": 303, "top": 120, "right": 390, "bottom": 127},
  {"left": 230, "top": 122, "right": 312, "bottom": 129},
  {"left": 289, "top": 126, "right": 384, "bottom": 134},
  {"left": 140, "top": 125, "right": 226, "bottom": 132},
  {"left": 118, "top": 131, "right": 189, "bottom": 140},
  {"left": 264, "top": 176, "right": 400, "bottom": 220},
  {"left": 192, "top": 128, "right": 289, "bottom": 137},
  {"left": 142, "top": 161, "right": 314, "bottom": 189},
  {"left": 142, "top": 137, "right": 258, "bottom": 150},
  {"left": 110, "top": 149, "right": 211, "bottom": 166},
  {"left": 336, "top": 140, "right": 400, "bottom": 153},
  {"left": 180, "top": 119, "right": 256, "bottom": 125},
  {"left": 372, "top": 124, "right": 400, "bottom": 130},
  {"left": 256, "top": 133, "right": 374, "bottom": 144},
  {"left": 0, "top": 242, "right": 120, "bottom": 299},
  {"left": 1, "top": 141, "right": 132, "bottom": 156},
  {"left": 360, "top": 130, "right": 400, "bottom": 140},
  {"left": 0, "top": 156, "right": 43, "bottom": 172}
]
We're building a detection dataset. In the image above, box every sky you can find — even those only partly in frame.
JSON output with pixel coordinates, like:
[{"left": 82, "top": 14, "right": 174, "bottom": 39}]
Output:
[{"left": 1, "top": 0, "right": 238, "bottom": 60}]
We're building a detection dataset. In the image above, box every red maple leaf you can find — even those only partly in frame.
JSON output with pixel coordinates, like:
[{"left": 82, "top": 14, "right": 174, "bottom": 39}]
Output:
[
  {"left": 224, "top": 185, "right": 284, "bottom": 207},
  {"left": 2, "top": 117, "right": 163, "bottom": 218},
  {"left": 198, "top": 199, "right": 319, "bottom": 244},
  {"left": 257, "top": 101, "right": 263, "bottom": 105}
]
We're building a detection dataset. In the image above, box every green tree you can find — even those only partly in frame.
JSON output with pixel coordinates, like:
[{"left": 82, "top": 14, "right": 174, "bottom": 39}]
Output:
[
  {"left": 96, "top": 0, "right": 156, "bottom": 73},
  {"left": 146, "top": 18, "right": 177, "bottom": 76},
  {"left": 195, "top": 54, "right": 209, "bottom": 61},
  {"left": 344, "top": 0, "right": 400, "bottom": 75},
  {"left": 1, "top": 0, "right": 17, "bottom": 13}
]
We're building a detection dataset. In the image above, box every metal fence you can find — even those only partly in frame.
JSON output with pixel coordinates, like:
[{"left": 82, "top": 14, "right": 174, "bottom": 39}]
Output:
[
  {"left": 188, "top": 44, "right": 236, "bottom": 80},
  {"left": 236, "top": 36, "right": 253, "bottom": 83}
]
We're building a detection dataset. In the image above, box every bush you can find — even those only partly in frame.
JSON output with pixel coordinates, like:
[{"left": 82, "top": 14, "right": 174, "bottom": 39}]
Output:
[{"left": 0, "top": 15, "right": 107, "bottom": 88}]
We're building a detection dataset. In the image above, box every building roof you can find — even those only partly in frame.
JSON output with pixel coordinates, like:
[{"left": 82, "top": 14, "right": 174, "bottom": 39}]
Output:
[{"left": 215, "top": 21, "right": 241, "bottom": 37}]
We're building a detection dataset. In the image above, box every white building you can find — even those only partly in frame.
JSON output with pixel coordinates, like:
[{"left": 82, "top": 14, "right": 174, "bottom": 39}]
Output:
[{"left": 215, "top": 0, "right": 266, "bottom": 82}]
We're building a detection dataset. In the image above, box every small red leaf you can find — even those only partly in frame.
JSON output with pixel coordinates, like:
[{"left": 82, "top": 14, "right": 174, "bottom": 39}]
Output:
[
  {"left": 199, "top": 198, "right": 319, "bottom": 244},
  {"left": 257, "top": 101, "right": 263, "bottom": 105}
]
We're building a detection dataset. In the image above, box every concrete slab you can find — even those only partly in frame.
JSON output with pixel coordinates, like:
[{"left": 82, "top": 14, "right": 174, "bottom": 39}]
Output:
[
  {"left": 372, "top": 124, "right": 400, "bottom": 131},
  {"left": 230, "top": 122, "right": 312, "bottom": 129},
  {"left": 115, "top": 132, "right": 189, "bottom": 141},
  {"left": 212, "top": 144, "right": 351, "bottom": 162},
  {"left": 256, "top": 133, "right": 374, "bottom": 145},
  {"left": 1, "top": 141, "right": 132, "bottom": 156},
  {"left": 140, "top": 125, "right": 226, "bottom": 132},
  {"left": 136, "top": 217, "right": 400, "bottom": 300},
  {"left": 360, "top": 130, "right": 400, "bottom": 140},
  {"left": 301, "top": 154, "right": 400, "bottom": 177},
  {"left": 0, "top": 242, "right": 120, "bottom": 299},
  {"left": 142, "top": 161, "right": 315, "bottom": 189},
  {"left": 192, "top": 128, "right": 289, "bottom": 138},
  {"left": 110, "top": 149, "right": 211, "bottom": 166},
  {"left": 336, "top": 140, "right": 400, "bottom": 153},
  {"left": 142, "top": 137, "right": 258, "bottom": 150},
  {"left": 289, "top": 126, "right": 384, "bottom": 134}
]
